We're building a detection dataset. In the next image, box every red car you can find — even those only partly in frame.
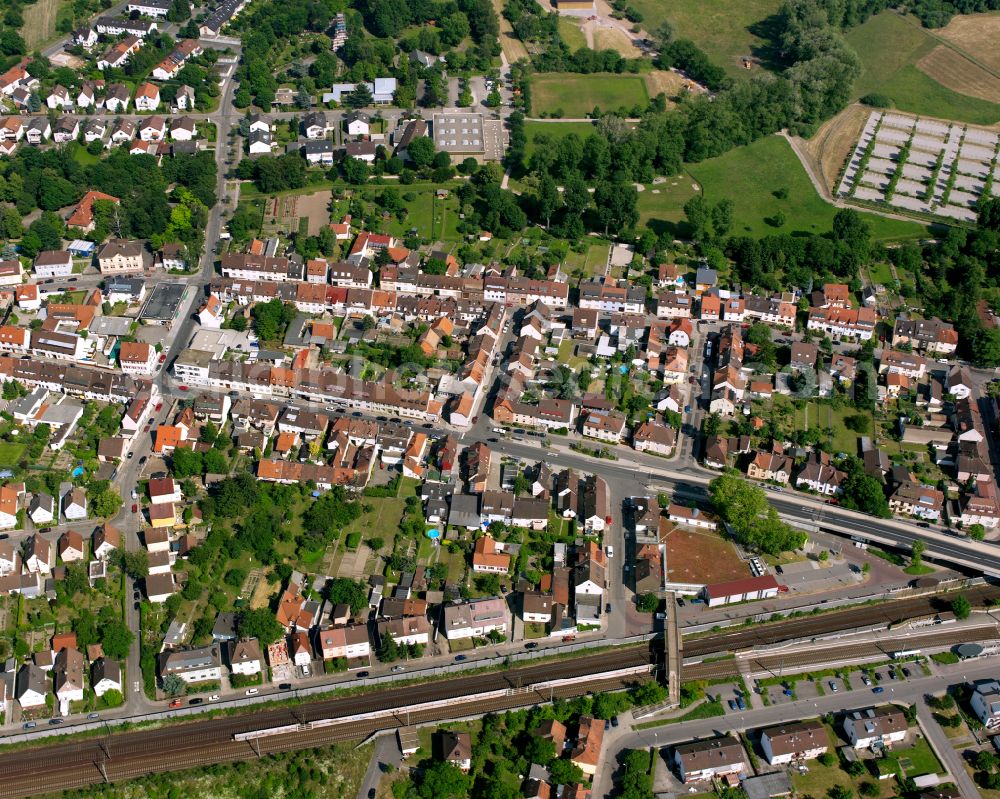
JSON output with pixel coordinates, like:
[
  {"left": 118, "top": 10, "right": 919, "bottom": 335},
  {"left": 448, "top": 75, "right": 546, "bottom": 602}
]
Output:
[
  {"left": 158, "top": 354, "right": 167, "bottom": 363},
  {"left": 155, "top": 402, "right": 162, "bottom": 412},
  {"left": 168, "top": 699, "right": 182, "bottom": 708},
  {"left": 179, "top": 385, "right": 189, "bottom": 391},
  {"left": 132, "top": 503, "right": 138, "bottom": 513}
]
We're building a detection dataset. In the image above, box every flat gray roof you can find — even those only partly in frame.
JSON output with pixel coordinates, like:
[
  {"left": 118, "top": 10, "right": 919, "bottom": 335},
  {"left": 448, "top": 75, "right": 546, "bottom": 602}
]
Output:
[{"left": 141, "top": 282, "right": 187, "bottom": 322}]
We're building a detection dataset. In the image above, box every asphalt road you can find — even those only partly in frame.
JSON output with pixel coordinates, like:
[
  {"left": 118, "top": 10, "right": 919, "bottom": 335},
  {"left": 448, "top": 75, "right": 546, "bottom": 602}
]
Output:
[{"left": 596, "top": 655, "right": 1000, "bottom": 799}]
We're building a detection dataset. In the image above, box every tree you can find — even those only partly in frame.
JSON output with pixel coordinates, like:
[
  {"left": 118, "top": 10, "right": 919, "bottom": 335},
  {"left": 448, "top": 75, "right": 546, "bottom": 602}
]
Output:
[
  {"left": 171, "top": 447, "right": 203, "bottom": 478},
  {"left": 114, "top": 549, "right": 148, "bottom": 579},
  {"left": 968, "top": 523, "right": 986, "bottom": 541},
  {"left": 326, "top": 578, "right": 368, "bottom": 614},
  {"left": 636, "top": 593, "right": 659, "bottom": 613},
  {"left": 416, "top": 762, "right": 470, "bottom": 799},
  {"left": 162, "top": 674, "right": 187, "bottom": 696},
  {"left": 818, "top": 751, "right": 836, "bottom": 767},
  {"left": 90, "top": 487, "right": 123, "bottom": 518},
  {"left": 536, "top": 174, "right": 560, "bottom": 230},
  {"left": 975, "top": 750, "right": 998, "bottom": 772},
  {"left": 911, "top": 539, "right": 925, "bottom": 567},
  {"left": 379, "top": 634, "right": 400, "bottom": 663},
  {"left": 406, "top": 136, "right": 435, "bottom": 168},
  {"left": 238, "top": 608, "right": 284, "bottom": 645},
  {"left": 101, "top": 620, "right": 135, "bottom": 660},
  {"left": 342, "top": 156, "right": 371, "bottom": 185},
  {"left": 858, "top": 782, "right": 878, "bottom": 798},
  {"left": 952, "top": 594, "right": 971, "bottom": 620},
  {"left": 548, "top": 759, "right": 584, "bottom": 785},
  {"left": 708, "top": 473, "right": 805, "bottom": 554}
]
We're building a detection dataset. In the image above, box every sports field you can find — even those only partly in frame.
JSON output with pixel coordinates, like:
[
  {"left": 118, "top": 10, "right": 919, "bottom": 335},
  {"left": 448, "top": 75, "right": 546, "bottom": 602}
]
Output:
[
  {"left": 846, "top": 11, "right": 1000, "bottom": 124},
  {"left": 629, "top": 0, "right": 783, "bottom": 75},
  {"left": 662, "top": 525, "right": 749, "bottom": 585},
  {"left": 530, "top": 73, "right": 648, "bottom": 118},
  {"left": 687, "top": 135, "right": 929, "bottom": 240}
]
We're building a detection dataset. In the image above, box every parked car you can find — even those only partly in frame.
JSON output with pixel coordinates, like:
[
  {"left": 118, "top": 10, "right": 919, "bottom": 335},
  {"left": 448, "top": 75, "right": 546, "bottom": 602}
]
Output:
[
  {"left": 611, "top": 716, "right": 619, "bottom": 728},
  {"left": 279, "top": 683, "right": 292, "bottom": 690},
  {"left": 524, "top": 642, "right": 538, "bottom": 649},
  {"left": 862, "top": 674, "right": 872, "bottom": 686},
  {"left": 208, "top": 695, "right": 220, "bottom": 701},
  {"left": 606, "top": 545, "right": 614, "bottom": 558},
  {"left": 736, "top": 696, "right": 747, "bottom": 711},
  {"left": 88, "top": 713, "right": 100, "bottom": 720},
  {"left": 189, "top": 698, "right": 203, "bottom": 705},
  {"left": 902, "top": 667, "right": 911, "bottom": 678},
  {"left": 728, "top": 699, "right": 738, "bottom": 711},
  {"left": 22, "top": 722, "right": 36, "bottom": 729},
  {"left": 356, "top": 671, "right": 370, "bottom": 678},
  {"left": 454, "top": 655, "right": 467, "bottom": 662},
  {"left": 245, "top": 688, "right": 259, "bottom": 696},
  {"left": 48, "top": 718, "right": 63, "bottom": 725},
  {"left": 872, "top": 686, "right": 885, "bottom": 694},
  {"left": 132, "top": 503, "right": 138, "bottom": 513},
  {"left": 169, "top": 699, "right": 182, "bottom": 708},
  {"left": 391, "top": 665, "right": 405, "bottom": 673},
  {"left": 828, "top": 680, "right": 838, "bottom": 692},
  {"left": 605, "top": 603, "right": 612, "bottom": 613}
]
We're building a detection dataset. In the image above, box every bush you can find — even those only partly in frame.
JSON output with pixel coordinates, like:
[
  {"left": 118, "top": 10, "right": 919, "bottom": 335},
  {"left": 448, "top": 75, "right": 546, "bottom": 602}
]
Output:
[
  {"left": 859, "top": 93, "right": 892, "bottom": 108},
  {"left": 345, "top": 532, "right": 361, "bottom": 549}
]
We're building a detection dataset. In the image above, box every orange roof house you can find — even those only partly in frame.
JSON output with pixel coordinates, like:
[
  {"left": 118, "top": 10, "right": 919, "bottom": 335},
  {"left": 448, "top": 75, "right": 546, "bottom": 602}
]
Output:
[
  {"left": 472, "top": 535, "right": 510, "bottom": 573},
  {"left": 66, "top": 190, "right": 120, "bottom": 231}
]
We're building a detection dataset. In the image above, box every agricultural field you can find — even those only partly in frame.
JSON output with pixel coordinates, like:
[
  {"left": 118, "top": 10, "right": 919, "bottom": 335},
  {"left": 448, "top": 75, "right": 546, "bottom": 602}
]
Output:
[
  {"left": 21, "top": 0, "right": 67, "bottom": 49},
  {"left": 688, "top": 135, "right": 929, "bottom": 240},
  {"left": 662, "top": 525, "right": 749, "bottom": 585},
  {"left": 917, "top": 46, "right": 1000, "bottom": 104},
  {"left": 846, "top": 11, "right": 1000, "bottom": 124},
  {"left": 629, "top": 0, "right": 784, "bottom": 75},
  {"left": 935, "top": 11, "right": 1000, "bottom": 73},
  {"left": 530, "top": 73, "right": 649, "bottom": 118}
]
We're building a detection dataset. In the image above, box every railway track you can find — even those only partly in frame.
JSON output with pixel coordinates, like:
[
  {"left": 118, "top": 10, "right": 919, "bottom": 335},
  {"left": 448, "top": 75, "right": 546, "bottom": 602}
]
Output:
[
  {"left": 683, "top": 584, "right": 1000, "bottom": 657},
  {"left": 3, "top": 587, "right": 995, "bottom": 798},
  {"left": 686, "top": 625, "right": 1000, "bottom": 681}
]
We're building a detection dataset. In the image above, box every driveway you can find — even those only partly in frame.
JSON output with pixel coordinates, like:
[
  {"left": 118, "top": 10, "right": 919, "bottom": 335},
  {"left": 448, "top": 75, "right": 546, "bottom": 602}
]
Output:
[{"left": 356, "top": 733, "right": 402, "bottom": 799}]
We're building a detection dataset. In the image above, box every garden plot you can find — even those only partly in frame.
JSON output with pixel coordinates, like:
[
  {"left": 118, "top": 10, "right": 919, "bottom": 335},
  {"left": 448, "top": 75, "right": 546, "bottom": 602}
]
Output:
[
  {"left": 907, "top": 149, "right": 939, "bottom": 168},
  {"left": 867, "top": 157, "right": 896, "bottom": 174},
  {"left": 911, "top": 134, "right": 947, "bottom": 152},
  {"left": 956, "top": 159, "right": 990, "bottom": 178},
  {"left": 839, "top": 109, "right": 1000, "bottom": 222},
  {"left": 901, "top": 163, "right": 933, "bottom": 182},
  {"left": 876, "top": 127, "right": 911, "bottom": 146}
]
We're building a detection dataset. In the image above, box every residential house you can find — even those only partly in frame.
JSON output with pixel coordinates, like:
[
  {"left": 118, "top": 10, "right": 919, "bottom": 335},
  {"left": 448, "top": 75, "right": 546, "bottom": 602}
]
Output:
[
  {"left": 159, "top": 645, "right": 224, "bottom": 683},
  {"left": 843, "top": 707, "right": 908, "bottom": 750},
  {"left": 673, "top": 737, "right": 747, "bottom": 784},
  {"left": 91, "top": 657, "right": 122, "bottom": 696},
  {"left": 759, "top": 721, "right": 829, "bottom": 765}
]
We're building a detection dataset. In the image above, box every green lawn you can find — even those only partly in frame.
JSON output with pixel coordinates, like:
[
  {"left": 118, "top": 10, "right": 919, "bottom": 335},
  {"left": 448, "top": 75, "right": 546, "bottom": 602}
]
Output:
[
  {"left": 637, "top": 178, "right": 701, "bottom": 235},
  {"left": 530, "top": 73, "right": 649, "bottom": 118},
  {"left": 629, "top": 0, "right": 784, "bottom": 74},
  {"left": 558, "top": 16, "right": 587, "bottom": 51},
  {"left": 883, "top": 737, "right": 942, "bottom": 777},
  {"left": 0, "top": 442, "right": 25, "bottom": 469},
  {"left": 846, "top": 11, "right": 1000, "bottom": 124},
  {"left": 523, "top": 121, "right": 598, "bottom": 157},
  {"left": 688, "top": 135, "right": 931, "bottom": 240}
]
